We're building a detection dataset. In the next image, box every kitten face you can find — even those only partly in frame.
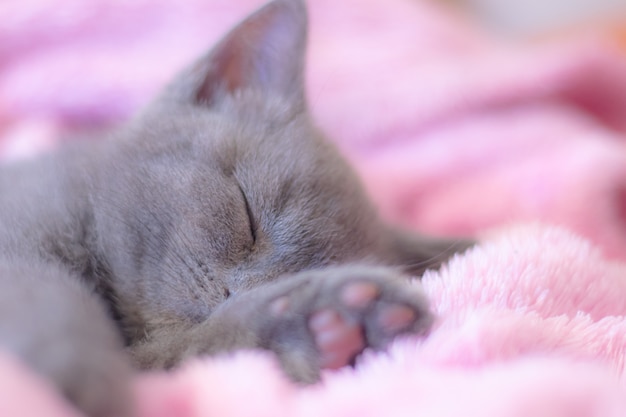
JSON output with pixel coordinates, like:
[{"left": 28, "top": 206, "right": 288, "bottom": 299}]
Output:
[
  {"left": 94, "top": 100, "right": 386, "bottom": 330},
  {"left": 90, "top": 0, "right": 389, "bottom": 334}
]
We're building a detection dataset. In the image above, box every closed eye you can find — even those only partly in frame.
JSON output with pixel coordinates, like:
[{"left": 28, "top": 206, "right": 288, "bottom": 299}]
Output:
[{"left": 237, "top": 184, "right": 257, "bottom": 244}]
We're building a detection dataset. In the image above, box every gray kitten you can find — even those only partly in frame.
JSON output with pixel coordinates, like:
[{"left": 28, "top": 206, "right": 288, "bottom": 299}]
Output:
[{"left": 0, "top": 0, "right": 471, "bottom": 416}]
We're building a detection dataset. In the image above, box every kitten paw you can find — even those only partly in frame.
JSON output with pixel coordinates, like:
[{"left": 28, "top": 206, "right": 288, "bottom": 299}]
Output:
[
  {"left": 137, "top": 266, "right": 433, "bottom": 384},
  {"left": 309, "top": 307, "right": 363, "bottom": 369},
  {"left": 266, "top": 268, "right": 432, "bottom": 376},
  {"left": 307, "top": 281, "right": 416, "bottom": 369}
]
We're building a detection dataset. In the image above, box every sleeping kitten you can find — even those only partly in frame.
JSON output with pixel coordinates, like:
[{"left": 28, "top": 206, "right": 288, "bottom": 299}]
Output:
[{"left": 0, "top": 0, "right": 471, "bottom": 416}]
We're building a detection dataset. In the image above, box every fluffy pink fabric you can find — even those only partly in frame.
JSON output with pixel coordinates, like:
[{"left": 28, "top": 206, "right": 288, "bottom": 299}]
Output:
[
  {"left": 132, "top": 226, "right": 626, "bottom": 417},
  {"left": 2, "top": 0, "right": 626, "bottom": 415}
]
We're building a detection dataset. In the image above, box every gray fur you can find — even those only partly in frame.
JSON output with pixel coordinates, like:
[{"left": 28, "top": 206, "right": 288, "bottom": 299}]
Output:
[{"left": 0, "top": 0, "right": 471, "bottom": 416}]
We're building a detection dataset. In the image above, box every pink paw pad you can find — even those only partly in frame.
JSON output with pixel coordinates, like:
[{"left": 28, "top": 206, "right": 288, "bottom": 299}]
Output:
[
  {"left": 309, "top": 281, "right": 381, "bottom": 370},
  {"left": 340, "top": 281, "right": 379, "bottom": 308},
  {"left": 377, "top": 305, "right": 415, "bottom": 332},
  {"left": 309, "top": 309, "right": 362, "bottom": 369}
]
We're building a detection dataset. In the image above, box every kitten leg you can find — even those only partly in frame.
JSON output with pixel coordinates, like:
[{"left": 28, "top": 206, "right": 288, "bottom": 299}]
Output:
[
  {"left": 130, "top": 265, "right": 432, "bottom": 383},
  {"left": 0, "top": 261, "right": 131, "bottom": 417}
]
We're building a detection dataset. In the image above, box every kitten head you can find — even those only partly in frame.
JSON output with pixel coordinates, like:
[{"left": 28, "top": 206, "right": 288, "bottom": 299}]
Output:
[{"left": 91, "top": 0, "right": 448, "bottom": 334}]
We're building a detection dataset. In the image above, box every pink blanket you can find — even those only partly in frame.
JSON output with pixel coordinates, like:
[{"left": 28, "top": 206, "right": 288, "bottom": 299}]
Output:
[{"left": 3, "top": 0, "right": 626, "bottom": 415}]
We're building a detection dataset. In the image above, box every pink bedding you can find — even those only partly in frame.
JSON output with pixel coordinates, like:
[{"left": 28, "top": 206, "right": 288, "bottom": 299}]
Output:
[{"left": 3, "top": 0, "right": 626, "bottom": 415}]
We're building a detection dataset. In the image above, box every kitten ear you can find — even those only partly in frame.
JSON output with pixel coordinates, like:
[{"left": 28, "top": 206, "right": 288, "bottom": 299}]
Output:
[
  {"left": 167, "top": 0, "right": 308, "bottom": 108},
  {"left": 385, "top": 228, "right": 475, "bottom": 276}
]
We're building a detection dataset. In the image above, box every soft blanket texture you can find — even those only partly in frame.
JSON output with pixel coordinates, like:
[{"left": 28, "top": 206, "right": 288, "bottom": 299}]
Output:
[{"left": 2, "top": 0, "right": 626, "bottom": 415}]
